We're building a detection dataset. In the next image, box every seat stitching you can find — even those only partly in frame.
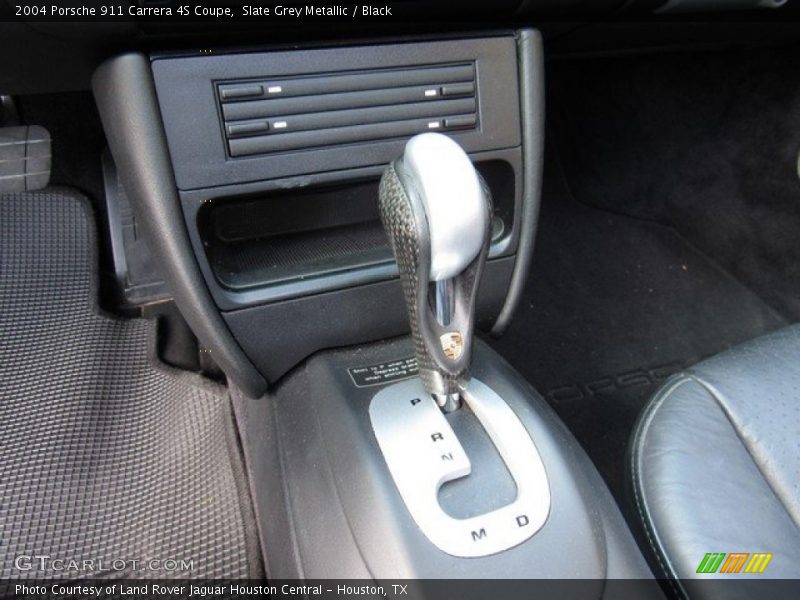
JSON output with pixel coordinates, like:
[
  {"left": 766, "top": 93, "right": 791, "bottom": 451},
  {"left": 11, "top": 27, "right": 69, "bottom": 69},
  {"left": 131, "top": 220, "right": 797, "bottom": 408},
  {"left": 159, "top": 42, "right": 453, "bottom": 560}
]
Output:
[{"left": 631, "top": 375, "right": 692, "bottom": 599}]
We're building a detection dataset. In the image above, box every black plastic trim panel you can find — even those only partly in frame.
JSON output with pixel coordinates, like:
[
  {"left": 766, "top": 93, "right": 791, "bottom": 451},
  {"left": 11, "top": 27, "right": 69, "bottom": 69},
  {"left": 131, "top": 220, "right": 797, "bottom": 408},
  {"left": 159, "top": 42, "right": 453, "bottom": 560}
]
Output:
[
  {"left": 491, "top": 29, "right": 546, "bottom": 336},
  {"left": 92, "top": 53, "right": 268, "bottom": 398},
  {"left": 151, "top": 37, "right": 521, "bottom": 190},
  {"left": 225, "top": 257, "right": 515, "bottom": 382}
]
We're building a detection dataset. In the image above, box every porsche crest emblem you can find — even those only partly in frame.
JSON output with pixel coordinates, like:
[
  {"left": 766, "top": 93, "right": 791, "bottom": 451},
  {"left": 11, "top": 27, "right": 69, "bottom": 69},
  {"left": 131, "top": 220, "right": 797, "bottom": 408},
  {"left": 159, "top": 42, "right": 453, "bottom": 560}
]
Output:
[{"left": 440, "top": 332, "right": 464, "bottom": 361}]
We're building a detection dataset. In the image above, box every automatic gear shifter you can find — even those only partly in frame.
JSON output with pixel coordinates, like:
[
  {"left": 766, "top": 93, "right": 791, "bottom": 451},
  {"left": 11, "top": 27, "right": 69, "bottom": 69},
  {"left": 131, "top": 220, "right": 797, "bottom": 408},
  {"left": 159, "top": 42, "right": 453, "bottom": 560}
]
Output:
[
  {"left": 370, "top": 134, "right": 551, "bottom": 558},
  {"left": 378, "top": 133, "right": 492, "bottom": 412}
]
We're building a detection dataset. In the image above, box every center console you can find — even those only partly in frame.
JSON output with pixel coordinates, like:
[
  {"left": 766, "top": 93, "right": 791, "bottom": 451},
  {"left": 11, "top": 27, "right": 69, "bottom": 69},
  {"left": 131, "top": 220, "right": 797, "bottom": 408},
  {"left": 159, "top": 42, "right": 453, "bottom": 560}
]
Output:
[
  {"left": 91, "top": 28, "right": 656, "bottom": 591},
  {"left": 242, "top": 337, "right": 653, "bottom": 583},
  {"left": 94, "top": 32, "right": 539, "bottom": 393}
]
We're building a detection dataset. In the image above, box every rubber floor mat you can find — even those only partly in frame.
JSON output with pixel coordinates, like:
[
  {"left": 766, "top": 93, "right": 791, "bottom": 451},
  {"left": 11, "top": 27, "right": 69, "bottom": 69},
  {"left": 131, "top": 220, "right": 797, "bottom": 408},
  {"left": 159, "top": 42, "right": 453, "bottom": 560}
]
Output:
[{"left": 0, "top": 190, "right": 261, "bottom": 581}]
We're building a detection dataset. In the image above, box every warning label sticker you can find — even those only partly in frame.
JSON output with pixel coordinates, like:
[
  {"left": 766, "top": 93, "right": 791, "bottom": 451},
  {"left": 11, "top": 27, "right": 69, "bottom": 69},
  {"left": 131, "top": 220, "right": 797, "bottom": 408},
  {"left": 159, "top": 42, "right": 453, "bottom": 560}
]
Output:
[{"left": 347, "top": 356, "right": 418, "bottom": 388}]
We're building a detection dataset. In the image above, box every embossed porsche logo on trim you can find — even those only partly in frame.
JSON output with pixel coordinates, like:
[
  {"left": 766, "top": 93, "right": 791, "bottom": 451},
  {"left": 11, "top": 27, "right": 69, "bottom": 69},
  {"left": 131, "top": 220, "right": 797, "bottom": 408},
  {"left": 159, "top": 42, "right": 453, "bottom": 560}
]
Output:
[{"left": 440, "top": 332, "right": 463, "bottom": 361}]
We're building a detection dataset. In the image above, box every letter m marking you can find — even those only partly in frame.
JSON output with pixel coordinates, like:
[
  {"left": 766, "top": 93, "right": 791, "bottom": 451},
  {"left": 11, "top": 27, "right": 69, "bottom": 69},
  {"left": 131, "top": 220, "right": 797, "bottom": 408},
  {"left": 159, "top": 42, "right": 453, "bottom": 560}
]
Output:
[{"left": 470, "top": 528, "right": 487, "bottom": 542}]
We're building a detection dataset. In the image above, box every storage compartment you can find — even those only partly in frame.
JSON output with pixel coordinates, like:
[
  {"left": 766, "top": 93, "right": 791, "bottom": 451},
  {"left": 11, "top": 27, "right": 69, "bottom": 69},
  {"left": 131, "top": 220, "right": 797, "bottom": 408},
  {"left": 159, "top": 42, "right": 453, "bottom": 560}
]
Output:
[{"left": 198, "top": 160, "right": 516, "bottom": 292}]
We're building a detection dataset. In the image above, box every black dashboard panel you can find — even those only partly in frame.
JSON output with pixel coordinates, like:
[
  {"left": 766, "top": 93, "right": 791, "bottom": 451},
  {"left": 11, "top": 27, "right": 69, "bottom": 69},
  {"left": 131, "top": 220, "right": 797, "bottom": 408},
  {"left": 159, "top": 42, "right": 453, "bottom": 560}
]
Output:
[
  {"left": 95, "top": 32, "right": 543, "bottom": 389},
  {"left": 151, "top": 37, "right": 521, "bottom": 190},
  {"left": 149, "top": 35, "right": 527, "bottom": 312}
]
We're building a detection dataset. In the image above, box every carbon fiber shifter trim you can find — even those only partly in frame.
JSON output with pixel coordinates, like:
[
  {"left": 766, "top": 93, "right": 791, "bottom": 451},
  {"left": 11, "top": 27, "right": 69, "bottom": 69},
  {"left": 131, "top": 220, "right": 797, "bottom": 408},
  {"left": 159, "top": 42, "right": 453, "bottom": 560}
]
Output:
[
  {"left": 378, "top": 162, "right": 491, "bottom": 397},
  {"left": 0, "top": 190, "right": 260, "bottom": 581}
]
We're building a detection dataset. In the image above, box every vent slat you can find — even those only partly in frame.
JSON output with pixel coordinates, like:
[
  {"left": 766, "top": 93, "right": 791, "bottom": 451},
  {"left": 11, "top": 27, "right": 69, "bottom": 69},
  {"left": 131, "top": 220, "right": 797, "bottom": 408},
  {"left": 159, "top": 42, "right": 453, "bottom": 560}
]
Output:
[
  {"left": 218, "top": 62, "right": 478, "bottom": 158},
  {"left": 222, "top": 83, "right": 473, "bottom": 121},
  {"left": 218, "top": 64, "right": 474, "bottom": 102},
  {"left": 226, "top": 98, "right": 476, "bottom": 139},
  {"left": 229, "top": 114, "right": 477, "bottom": 157}
]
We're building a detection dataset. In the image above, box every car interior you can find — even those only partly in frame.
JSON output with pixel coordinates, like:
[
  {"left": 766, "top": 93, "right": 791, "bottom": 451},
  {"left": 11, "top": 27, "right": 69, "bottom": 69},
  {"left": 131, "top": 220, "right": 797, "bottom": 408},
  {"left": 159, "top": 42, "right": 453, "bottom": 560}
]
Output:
[{"left": 2, "top": 1, "right": 800, "bottom": 597}]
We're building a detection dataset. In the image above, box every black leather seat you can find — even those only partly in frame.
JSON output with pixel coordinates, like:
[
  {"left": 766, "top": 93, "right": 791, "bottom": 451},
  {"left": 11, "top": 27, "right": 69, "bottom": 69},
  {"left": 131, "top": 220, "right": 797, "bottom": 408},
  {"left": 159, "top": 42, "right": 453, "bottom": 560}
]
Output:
[{"left": 631, "top": 325, "right": 800, "bottom": 589}]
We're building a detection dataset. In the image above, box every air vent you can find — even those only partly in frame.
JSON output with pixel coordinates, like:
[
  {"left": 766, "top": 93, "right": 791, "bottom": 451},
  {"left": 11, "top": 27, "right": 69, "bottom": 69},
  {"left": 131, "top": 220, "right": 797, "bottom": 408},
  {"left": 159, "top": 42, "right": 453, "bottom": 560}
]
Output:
[{"left": 217, "top": 63, "right": 478, "bottom": 158}]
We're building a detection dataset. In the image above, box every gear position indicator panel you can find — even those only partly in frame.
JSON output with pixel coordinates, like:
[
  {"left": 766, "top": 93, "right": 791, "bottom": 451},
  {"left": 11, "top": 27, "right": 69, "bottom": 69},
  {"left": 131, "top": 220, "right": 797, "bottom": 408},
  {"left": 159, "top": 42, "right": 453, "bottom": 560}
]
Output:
[{"left": 369, "top": 378, "right": 551, "bottom": 557}]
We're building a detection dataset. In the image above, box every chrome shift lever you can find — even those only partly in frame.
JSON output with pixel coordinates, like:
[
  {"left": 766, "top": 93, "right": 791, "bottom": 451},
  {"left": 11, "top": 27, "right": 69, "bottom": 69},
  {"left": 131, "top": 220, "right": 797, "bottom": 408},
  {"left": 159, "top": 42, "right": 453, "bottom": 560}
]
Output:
[{"left": 378, "top": 133, "right": 492, "bottom": 412}]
